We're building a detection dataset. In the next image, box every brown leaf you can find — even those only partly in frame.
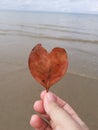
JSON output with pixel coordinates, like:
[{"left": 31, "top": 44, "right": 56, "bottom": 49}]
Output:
[{"left": 28, "top": 43, "right": 68, "bottom": 92}]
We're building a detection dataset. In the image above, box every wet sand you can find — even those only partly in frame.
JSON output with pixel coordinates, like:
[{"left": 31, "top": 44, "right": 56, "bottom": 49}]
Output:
[
  {"left": 0, "top": 35, "right": 98, "bottom": 130},
  {"left": 0, "top": 67, "right": 98, "bottom": 130}
]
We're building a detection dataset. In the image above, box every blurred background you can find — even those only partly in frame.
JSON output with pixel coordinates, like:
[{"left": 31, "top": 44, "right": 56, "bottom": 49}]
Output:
[{"left": 0, "top": 0, "right": 98, "bottom": 130}]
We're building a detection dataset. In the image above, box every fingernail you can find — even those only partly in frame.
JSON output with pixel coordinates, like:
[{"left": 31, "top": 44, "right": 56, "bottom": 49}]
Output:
[{"left": 46, "top": 92, "right": 56, "bottom": 102}]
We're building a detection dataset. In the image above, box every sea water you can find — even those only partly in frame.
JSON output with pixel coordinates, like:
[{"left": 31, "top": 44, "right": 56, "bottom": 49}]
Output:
[{"left": 0, "top": 10, "right": 98, "bottom": 79}]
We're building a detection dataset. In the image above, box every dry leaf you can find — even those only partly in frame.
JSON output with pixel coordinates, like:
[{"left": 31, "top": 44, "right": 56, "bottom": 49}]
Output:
[{"left": 28, "top": 43, "right": 68, "bottom": 92}]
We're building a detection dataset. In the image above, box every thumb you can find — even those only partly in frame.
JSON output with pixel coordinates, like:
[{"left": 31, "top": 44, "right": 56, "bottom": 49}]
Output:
[
  {"left": 43, "top": 92, "right": 70, "bottom": 124},
  {"left": 43, "top": 92, "right": 82, "bottom": 130},
  {"left": 44, "top": 92, "right": 58, "bottom": 116}
]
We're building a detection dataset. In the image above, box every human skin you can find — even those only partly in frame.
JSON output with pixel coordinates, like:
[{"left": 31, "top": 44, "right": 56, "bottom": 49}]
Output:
[{"left": 30, "top": 90, "right": 89, "bottom": 130}]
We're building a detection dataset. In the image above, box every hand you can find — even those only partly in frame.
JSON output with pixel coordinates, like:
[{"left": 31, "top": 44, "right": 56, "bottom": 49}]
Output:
[{"left": 30, "top": 90, "right": 89, "bottom": 130}]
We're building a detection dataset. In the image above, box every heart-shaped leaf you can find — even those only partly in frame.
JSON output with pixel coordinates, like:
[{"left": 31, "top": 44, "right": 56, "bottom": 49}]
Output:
[{"left": 28, "top": 44, "right": 68, "bottom": 92}]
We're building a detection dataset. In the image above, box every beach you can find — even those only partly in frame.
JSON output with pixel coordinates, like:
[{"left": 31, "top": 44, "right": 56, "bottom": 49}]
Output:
[{"left": 0, "top": 11, "right": 98, "bottom": 130}]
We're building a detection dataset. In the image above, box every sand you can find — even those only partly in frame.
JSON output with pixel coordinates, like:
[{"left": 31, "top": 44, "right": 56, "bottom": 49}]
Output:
[{"left": 0, "top": 34, "right": 98, "bottom": 130}]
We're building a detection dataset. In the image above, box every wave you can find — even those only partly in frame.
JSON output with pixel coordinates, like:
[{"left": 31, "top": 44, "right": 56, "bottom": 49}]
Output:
[{"left": 0, "top": 32, "right": 98, "bottom": 44}]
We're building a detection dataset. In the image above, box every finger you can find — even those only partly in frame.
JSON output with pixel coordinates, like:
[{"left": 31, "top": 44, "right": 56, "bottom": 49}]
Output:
[
  {"left": 41, "top": 90, "right": 66, "bottom": 108},
  {"left": 44, "top": 92, "right": 87, "bottom": 130},
  {"left": 34, "top": 100, "right": 45, "bottom": 114},
  {"left": 30, "top": 114, "right": 51, "bottom": 130},
  {"left": 40, "top": 90, "right": 47, "bottom": 100},
  {"left": 41, "top": 91, "right": 77, "bottom": 115},
  {"left": 33, "top": 99, "right": 50, "bottom": 121},
  {"left": 41, "top": 91, "right": 86, "bottom": 126}
]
